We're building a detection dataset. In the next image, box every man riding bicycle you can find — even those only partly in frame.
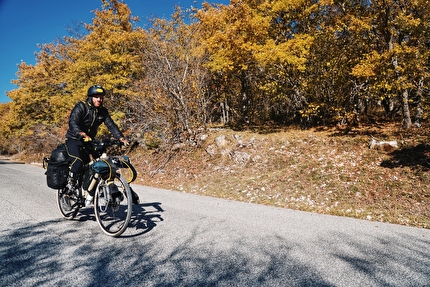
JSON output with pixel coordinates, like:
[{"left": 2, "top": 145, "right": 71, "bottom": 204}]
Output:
[{"left": 65, "top": 85, "right": 129, "bottom": 206}]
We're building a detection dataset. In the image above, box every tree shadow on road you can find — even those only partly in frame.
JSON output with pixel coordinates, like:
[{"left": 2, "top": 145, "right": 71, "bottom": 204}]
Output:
[{"left": 2, "top": 213, "right": 430, "bottom": 287}]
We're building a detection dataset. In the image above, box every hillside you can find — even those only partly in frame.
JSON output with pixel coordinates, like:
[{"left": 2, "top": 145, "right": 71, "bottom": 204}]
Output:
[{"left": 132, "top": 123, "right": 430, "bottom": 229}]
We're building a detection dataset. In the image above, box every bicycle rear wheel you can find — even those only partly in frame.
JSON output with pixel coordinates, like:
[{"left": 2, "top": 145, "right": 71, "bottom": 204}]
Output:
[
  {"left": 57, "top": 187, "right": 80, "bottom": 219},
  {"left": 94, "top": 174, "right": 132, "bottom": 237}
]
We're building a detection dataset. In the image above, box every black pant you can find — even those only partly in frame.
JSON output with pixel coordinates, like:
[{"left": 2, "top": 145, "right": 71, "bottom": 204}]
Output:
[{"left": 65, "top": 139, "right": 91, "bottom": 177}]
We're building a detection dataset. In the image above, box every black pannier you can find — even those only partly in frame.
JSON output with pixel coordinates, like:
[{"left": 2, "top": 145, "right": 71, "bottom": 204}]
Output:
[{"left": 44, "top": 144, "right": 69, "bottom": 189}]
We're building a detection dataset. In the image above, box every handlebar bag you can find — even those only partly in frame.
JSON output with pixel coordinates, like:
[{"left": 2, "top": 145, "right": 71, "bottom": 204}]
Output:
[{"left": 92, "top": 160, "right": 111, "bottom": 178}]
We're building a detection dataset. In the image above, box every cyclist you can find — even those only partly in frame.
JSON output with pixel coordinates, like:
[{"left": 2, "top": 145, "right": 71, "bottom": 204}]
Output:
[{"left": 65, "top": 85, "right": 129, "bottom": 206}]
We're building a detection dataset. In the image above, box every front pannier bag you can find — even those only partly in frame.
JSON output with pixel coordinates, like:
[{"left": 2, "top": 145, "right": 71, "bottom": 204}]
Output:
[{"left": 44, "top": 144, "right": 69, "bottom": 189}]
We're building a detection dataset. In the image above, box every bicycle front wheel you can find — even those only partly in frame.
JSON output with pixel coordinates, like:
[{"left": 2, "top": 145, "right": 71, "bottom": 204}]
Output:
[{"left": 94, "top": 174, "right": 132, "bottom": 237}]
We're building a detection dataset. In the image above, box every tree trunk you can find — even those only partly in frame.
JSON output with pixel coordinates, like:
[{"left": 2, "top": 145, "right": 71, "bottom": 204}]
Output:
[
  {"left": 220, "top": 100, "right": 229, "bottom": 125},
  {"left": 401, "top": 89, "right": 412, "bottom": 129},
  {"left": 414, "top": 77, "right": 424, "bottom": 127},
  {"left": 240, "top": 70, "right": 251, "bottom": 125},
  {"left": 388, "top": 32, "right": 412, "bottom": 128}
]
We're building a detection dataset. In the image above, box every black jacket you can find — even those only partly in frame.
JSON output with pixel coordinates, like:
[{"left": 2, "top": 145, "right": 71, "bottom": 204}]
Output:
[{"left": 65, "top": 98, "right": 124, "bottom": 141}]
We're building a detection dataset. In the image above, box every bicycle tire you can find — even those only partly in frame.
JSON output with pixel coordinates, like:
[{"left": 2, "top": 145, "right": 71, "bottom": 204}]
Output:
[
  {"left": 57, "top": 187, "right": 80, "bottom": 219},
  {"left": 94, "top": 174, "right": 132, "bottom": 237}
]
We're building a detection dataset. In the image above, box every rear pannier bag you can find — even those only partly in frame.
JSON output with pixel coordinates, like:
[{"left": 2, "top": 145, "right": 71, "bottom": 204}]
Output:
[{"left": 44, "top": 144, "right": 69, "bottom": 189}]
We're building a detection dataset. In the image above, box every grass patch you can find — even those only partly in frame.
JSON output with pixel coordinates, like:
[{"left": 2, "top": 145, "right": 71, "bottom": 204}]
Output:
[{"left": 131, "top": 123, "right": 430, "bottom": 229}]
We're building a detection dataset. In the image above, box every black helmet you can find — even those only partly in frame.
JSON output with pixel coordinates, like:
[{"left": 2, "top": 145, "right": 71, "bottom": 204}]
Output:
[{"left": 87, "top": 85, "right": 106, "bottom": 97}]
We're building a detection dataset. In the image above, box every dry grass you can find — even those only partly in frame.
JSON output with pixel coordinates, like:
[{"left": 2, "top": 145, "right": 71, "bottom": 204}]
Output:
[{"left": 132, "top": 123, "right": 430, "bottom": 229}]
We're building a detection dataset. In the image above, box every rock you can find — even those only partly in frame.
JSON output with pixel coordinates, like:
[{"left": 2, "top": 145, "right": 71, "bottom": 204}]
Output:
[
  {"left": 232, "top": 151, "right": 250, "bottom": 164},
  {"left": 215, "top": 135, "right": 229, "bottom": 147},
  {"left": 369, "top": 137, "right": 398, "bottom": 152}
]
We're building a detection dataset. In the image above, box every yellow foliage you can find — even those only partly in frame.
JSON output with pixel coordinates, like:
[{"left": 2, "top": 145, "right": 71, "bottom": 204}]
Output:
[
  {"left": 318, "top": 0, "right": 334, "bottom": 5},
  {"left": 98, "top": 109, "right": 125, "bottom": 137},
  {"left": 3, "top": 0, "right": 430, "bottom": 152}
]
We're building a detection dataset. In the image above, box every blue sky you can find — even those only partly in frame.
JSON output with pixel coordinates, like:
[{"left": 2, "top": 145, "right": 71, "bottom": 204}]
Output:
[{"left": 0, "top": 0, "right": 229, "bottom": 103}]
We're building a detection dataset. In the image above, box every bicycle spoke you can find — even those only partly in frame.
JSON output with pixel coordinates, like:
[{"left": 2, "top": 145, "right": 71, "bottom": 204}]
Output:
[
  {"left": 94, "top": 174, "right": 132, "bottom": 237},
  {"left": 57, "top": 187, "right": 80, "bottom": 219}
]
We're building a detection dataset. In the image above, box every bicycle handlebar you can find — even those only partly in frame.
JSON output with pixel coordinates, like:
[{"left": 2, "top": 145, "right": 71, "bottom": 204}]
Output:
[
  {"left": 84, "top": 138, "right": 129, "bottom": 158},
  {"left": 90, "top": 138, "right": 125, "bottom": 147}
]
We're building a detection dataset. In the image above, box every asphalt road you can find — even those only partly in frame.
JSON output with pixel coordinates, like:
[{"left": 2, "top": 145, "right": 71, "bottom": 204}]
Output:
[{"left": 0, "top": 163, "right": 429, "bottom": 287}]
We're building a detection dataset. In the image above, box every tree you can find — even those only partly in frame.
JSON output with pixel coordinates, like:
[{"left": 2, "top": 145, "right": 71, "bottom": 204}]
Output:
[
  {"left": 64, "top": 0, "right": 147, "bottom": 110},
  {"left": 198, "top": 0, "right": 318, "bottom": 125},
  {"left": 6, "top": 40, "right": 71, "bottom": 136},
  {"left": 255, "top": 0, "right": 316, "bottom": 124},
  {"left": 135, "top": 6, "right": 211, "bottom": 142},
  {"left": 352, "top": 0, "right": 430, "bottom": 128},
  {"left": 197, "top": 0, "right": 270, "bottom": 125}
]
